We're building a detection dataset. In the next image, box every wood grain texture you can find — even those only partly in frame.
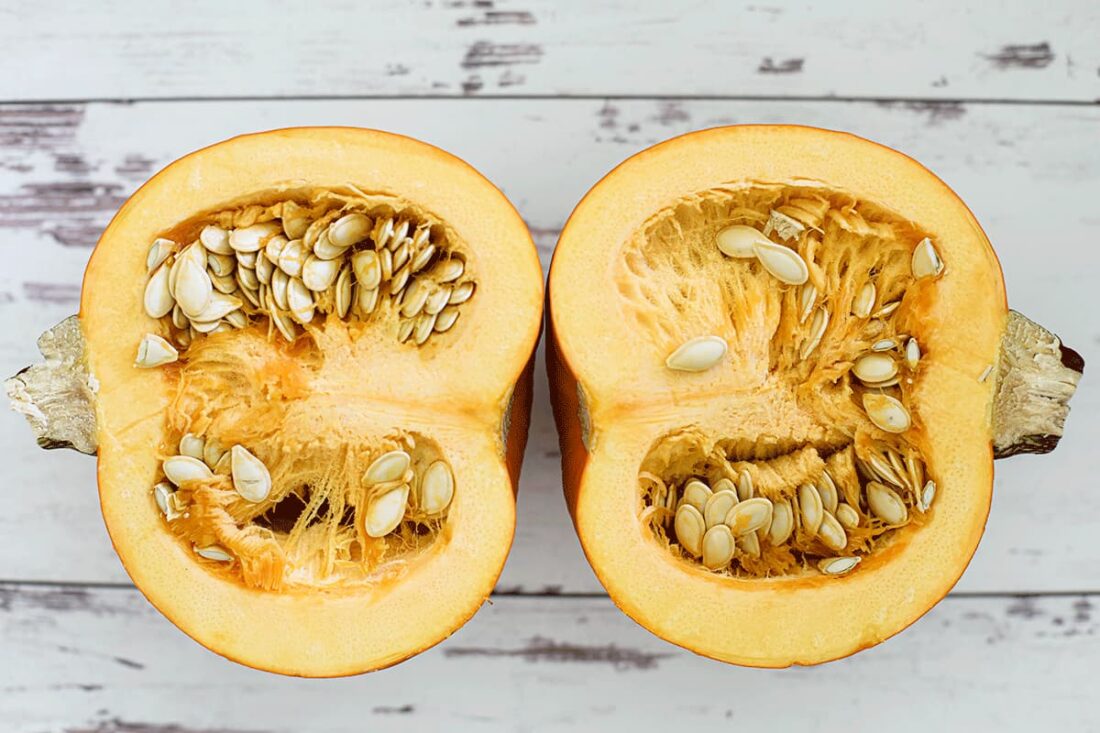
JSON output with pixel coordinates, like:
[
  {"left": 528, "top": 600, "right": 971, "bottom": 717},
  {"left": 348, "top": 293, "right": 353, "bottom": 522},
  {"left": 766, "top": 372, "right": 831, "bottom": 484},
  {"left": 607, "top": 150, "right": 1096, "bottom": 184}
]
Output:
[
  {"left": 0, "top": 99, "right": 1096, "bottom": 595},
  {"left": 1, "top": 583, "right": 1097, "bottom": 731},
  {"left": 2, "top": 1, "right": 1099, "bottom": 102}
]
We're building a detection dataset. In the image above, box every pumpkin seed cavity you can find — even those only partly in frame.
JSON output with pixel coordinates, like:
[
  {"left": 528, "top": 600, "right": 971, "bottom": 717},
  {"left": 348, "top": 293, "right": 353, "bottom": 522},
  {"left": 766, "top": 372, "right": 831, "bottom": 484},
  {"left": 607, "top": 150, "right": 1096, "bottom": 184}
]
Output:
[
  {"left": 136, "top": 189, "right": 471, "bottom": 590},
  {"left": 630, "top": 187, "right": 944, "bottom": 578}
]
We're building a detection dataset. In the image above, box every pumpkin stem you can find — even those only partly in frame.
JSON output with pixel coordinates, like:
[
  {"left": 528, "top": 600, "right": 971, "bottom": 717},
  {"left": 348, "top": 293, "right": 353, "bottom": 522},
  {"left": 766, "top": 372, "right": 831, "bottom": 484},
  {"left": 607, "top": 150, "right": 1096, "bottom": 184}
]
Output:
[
  {"left": 5, "top": 315, "right": 98, "bottom": 455},
  {"left": 992, "top": 310, "right": 1083, "bottom": 458}
]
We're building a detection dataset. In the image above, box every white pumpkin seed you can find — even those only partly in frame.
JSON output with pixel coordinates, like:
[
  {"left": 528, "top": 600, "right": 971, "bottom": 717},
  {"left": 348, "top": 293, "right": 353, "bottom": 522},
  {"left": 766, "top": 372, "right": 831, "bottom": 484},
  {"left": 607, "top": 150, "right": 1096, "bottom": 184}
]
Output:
[
  {"left": 411, "top": 243, "right": 436, "bottom": 273},
  {"left": 852, "top": 281, "right": 876, "bottom": 318},
  {"left": 853, "top": 353, "right": 898, "bottom": 384},
  {"left": 752, "top": 240, "right": 809, "bottom": 285},
  {"left": 365, "top": 450, "right": 411, "bottom": 484},
  {"left": 680, "top": 479, "right": 712, "bottom": 514},
  {"left": 905, "top": 338, "right": 920, "bottom": 369},
  {"left": 674, "top": 504, "right": 705, "bottom": 558},
  {"left": 286, "top": 277, "right": 315, "bottom": 324},
  {"left": 302, "top": 255, "right": 341, "bottom": 292},
  {"left": 867, "top": 481, "right": 908, "bottom": 525},
  {"left": 425, "top": 286, "right": 451, "bottom": 316},
  {"left": 134, "top": 333, "right": 178, "bottom": 368},
  {"left": 277, "top": 238, "right": 307, "bottom": 278},
  {"left": 724, "top": 497, "right": 773, "bottom": 535},
  {"left": 328, "top": 213, "right": 372, "bottom": 248},
  {"left": 863, "top": 393, "right": 911, "bottom": 433},
  {"left": 739, "top": 530, "right": 761, "bottom": 558},
  {"left": 265, "top": 234, "right": 288, "bottom": 263},
  {"left": 401, "top": 279, "right": 430, "bottom": 318},
  {"left": 420, "top": 460, "right": 455, "bottom": 515},
  {"left": 199, "top": 225, "right": 233, "bottom": 255},
  {"left": 818, "top": 512, "right": 848, "bottom": 552},
  {"left": 816, "top": 471, "right": 839, "bottom": 513},
  {"left": 449, "top": 281, "right": 475, "bottom": 305},
  {"left": 801, "top": 307, "right": 829, "bottom": 359},
  {"left": 434, "top": 306, "right": 460, "bottom": 333},
  {"left": 871, "top": 338, "right": 897, "bottom": 352},
  {"left": 818, "top": 556, "right": 860, "bottom": 575},
  {"left": 147, "top": 238, "right": 175, "bottom": 271},
  {"left": 144, "top": 262, "right": 175, "bottom": 318},
  {"left": 163, "top": 455, "right": 213, "bottom": 486},
  {"left": 229, "top": 222, "right": 281, "bottom": 253},
  {"left": 236, "top": 250, "right": 258, "bottom": 269},
  {"left": 799, "top": 283, "right": 816, "bottom": 323},
  {"left": 835, "top": 503, "right": 860, "bottom": 529},
  {"left": 230, "top": 445, "right": 272, "bottom": 503},
  {"left": 153, "top": 482, "right": 174, "bottom": 515},
  {"left": 179, "top": 433, "right": 205, "bottom": 460},
  {"left": 765, "top": 209, "right": 805, "bottom": 241},
  {"left": 872, "top": 301, "right": 901, "bottom": 318},
  {"left": 175, "top": 258, "right": 213, "bottom": 318},
  {"left": 358, "top": 285, "right": 380, "bottom": 315},
  {"left": 716, "top": 224, "right": 766, "bottom": 258},
  {"left": 437, "top": 259, "right": 465, "bottom": 284},
  {"left": 393, "top": 240, "right": 411, "bottom": 272},
  {"left": 665, "top": 335, "right": 727, "bottom": 372},
  {"left": 365, "top": 484, "right": 410, "bottom": 538},
  {"left": 703, "top": 490, "right": 738, "bottom": 529},
  {"left": 797, "top": 482, "right": 824, "bottom": 534},
  {"left": 283, "top": 215, "right": 311, "bottom": 240},
  {"left": 271, "top": 269, "right": 290, "bottom": 311},
  {"left": 397, "top": 317, "right": 415, "bottom": 343},
  {"left": 207, "top": 252, "right": 236, "bottom": 277},
  {"left": 911, "top": 238, "right": 944, "bottom": 279},
  {"left": 351, "top": 250, "right": 382, "bottom": 289},
  {"left": 335, "top": 264, "right": 352, "bottom": 319},
  {"left": 918, "top": 480, "right": 937, "bottom": 511},
  {"left": 203, "top": 437, "right": 225, "bottom": 468},
  {"left": 195, "top": 545, "right": 233, "bottom": 562},
  {"left": 312, "top": 230, "right": 350, "bottom": 260},
  {"left": 736, "top": 471, "right": 754, "bottom": 501},
  {"left": 414, "top": 312, "right": 438, "bottom": 345},
  {"left": 701, "top": 525, "right": 736, "bottom": 569},
  {"left": 193, "top": 292, "right": 242, "bottom": 323},
  {"left": 390, "top": 264, "right": 411, "bottom": 295},
  {"left": 767, "top": 500, "right": 794, "bottom": 545}
]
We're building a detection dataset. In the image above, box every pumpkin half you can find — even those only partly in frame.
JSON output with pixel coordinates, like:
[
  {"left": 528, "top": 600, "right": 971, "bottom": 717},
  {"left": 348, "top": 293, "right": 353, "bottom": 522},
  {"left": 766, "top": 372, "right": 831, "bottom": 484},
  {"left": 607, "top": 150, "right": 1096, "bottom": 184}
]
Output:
[
  {"left": 547, "top": 125, "right": 1083, "bottom": 666},
  {"left": 7, "top": 127, "right": 543, "bottom": 676}
]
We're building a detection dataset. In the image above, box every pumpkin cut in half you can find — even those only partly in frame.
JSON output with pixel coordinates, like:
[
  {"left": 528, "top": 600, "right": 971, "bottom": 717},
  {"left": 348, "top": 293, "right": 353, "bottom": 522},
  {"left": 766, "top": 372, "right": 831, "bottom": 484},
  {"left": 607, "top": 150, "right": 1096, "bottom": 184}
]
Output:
[
  {"left": 7, "top": 128, "right": 543, "bottom": 676},
  {"left": 547, "top": 126, "right": 1082, "bottom": 666}
]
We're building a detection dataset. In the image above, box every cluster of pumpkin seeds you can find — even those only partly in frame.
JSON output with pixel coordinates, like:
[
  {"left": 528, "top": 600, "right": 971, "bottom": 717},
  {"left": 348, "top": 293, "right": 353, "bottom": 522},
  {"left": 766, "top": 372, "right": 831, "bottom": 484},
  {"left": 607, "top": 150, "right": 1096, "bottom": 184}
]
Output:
[
  {"left": 135, "top": 204, "right": 475, "bottom": 368},
  {"left": 154, "top": 432, "right": 455, "bottom": 569},
  {"left": 652, "top": 195, "right": 948, "bottom": 577},
  {"left": 654, "top": 443, "right": 935, "bottom": 576}
]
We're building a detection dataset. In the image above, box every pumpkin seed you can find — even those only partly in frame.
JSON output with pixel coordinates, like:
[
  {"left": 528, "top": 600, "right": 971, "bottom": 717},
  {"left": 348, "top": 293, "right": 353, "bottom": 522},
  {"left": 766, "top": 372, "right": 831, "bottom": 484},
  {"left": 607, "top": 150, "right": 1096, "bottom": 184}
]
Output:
[
  {"left": 905, "top": 338, "right": 921, "bottom": 369},
  {"left": 852, "top": 281, "right": 876, "bottom": 318},
  {"left": 271, "top": 269, "right": 290, "bottom": 310},
  {"left": 665, "top": 336, "right": 727, "bottom": 372},
  {"left": 752, "top": 240, "right": 809, "bottom": 285},
  {"left": 872, "top": 301, "right": 900, "bottom": 318},
  {"left": 736, "top": 471, "right": 754, "bottom": 501},
  {"left": 801, "top": 307, "right": 829, "bottom": 359},
  {"left": 351, "top": 250, "right": 382, "bottom": 289},
  {"left": 716, "top": 225, "right": 766, "bottom": 258},
  {"left": 978, "top": 364, "right": 994, "bottom": 383},
  {"left": 335, "top": 264, "right": 353, "bottom": 318},
  {"left": 437, "top": 259, "right": 465, "bottom": 284},
  {"left": 420, "top": 460, "right": 455, "bottom": 515},
  {"left": 390, "top": 264, "right": 411, "bottom": 295},
  {"left": 163, "top": 455, "right": 213, "bottom": 485},
  {"left": 200, "top": 226, "right": 233, "bottom": 255},
  {"left": 835, "top": 503, "right": 860, "bottom": 529},
  {"left": 286, "top": 277, "right": 315, "bottom": 324},
  {"left": 799, "top": 283, "right": 816, "bottom": 323},
  {"left": 358, "top": 285, "right": 380, "bottom": 315},
  {"left": 365, "top": 450, "right": 411, "bottom": 484},
  {"left": 144, "top": 263, "right": 175, "bottom": 318},
  {"left": 918, "top": 480, "right": 937, "bottom": 512},
  {"left": 723, "top": 497, "right": 772, "bottom": 535},
  {"left": 229, "top": 222, "right": 281, "bottom": 253},
  {"left": 414, "top": 312, "right": 437, "bottom": 345},
  {"left": 702, "top": 525, "right": 736, "bottom": 569},
  {"left": 283, "top": 215, "right": 311, "bottom": 240},
  {"left": 277, "top": 239, "right": 307, "bottom": 278},
  {"left": 674, "top": 504, "right": 705, "bottom": 558},
  {"left": 194, "top": 545, "right": 233, "bottom": 562},
  {"left": 739, "top": 530, "right": 761, "bottom": 558},
  {"left": 871, "top": 338, "right": 897, "bottom": 352},
  {"left": 134, "top": 333, "right": 178, "bottom": 368},
  {"left": 302, "top": 255, "right": 341, "bottom": 292},
  {"left": 797, "top": 482, "right": 823, "bottom": 534},
  {"left": 863, "top": 393, "right": 911, "bottom": 433},
  {"left": 434, "top": 306, "right": 460, "bottom": 333},
  {"left": 328, "top": 213, "right": 372, "bottom": 248},
  {"left": 680, "top": 479, "right": 712, "bottom": 514},
  {"left": 397, "top": 317, "right": 415, "bottom": 343},
  {"left": 767, "top": 500, "right": 794, "bottom": 545},
  {"left": 818, "top": 556, "right": 860, "bottom": 575},
  {"left": 313, "top": 231, "right": 350, "bottom": 260},
  {"left": 816, "top": 471, "right": 839, "bottom": 513},
  {"left": 867, "top": 481, "right": 908, "bottom": 525},
  {"left": 703, "top": 490, "right": 738, "bottom": 529},
  {"left": 179, "top": 433, "right": 205, "bottom": 461},
  {"left": 448, "top": 281, "right": 475, "bottom": 305},
  {"left": 853, "top": 353, "right": 898, "bottom": 384},
  {"left": 425, "top": 286, "right": 451, "bottom": 316},
  {"left": 153, "top": 482, "right": 174, "bottom": 515},
  {"left": 401, "top": 279, "right": 429, "bottom": 318},
  {"left": 411, "top": 243, "right": 436, "bottom": 273},
  {"left": 203, "top": 437, "right": 225, "bottom": 468},
  {"left": 147, "top": 238, "right": 176, "bottom": 271},
  {"left": 227, "top": 445, "right": 270, "bottom": 503},
  {"left": 911, "top": 238, "right": 944, "bottom": 279}
]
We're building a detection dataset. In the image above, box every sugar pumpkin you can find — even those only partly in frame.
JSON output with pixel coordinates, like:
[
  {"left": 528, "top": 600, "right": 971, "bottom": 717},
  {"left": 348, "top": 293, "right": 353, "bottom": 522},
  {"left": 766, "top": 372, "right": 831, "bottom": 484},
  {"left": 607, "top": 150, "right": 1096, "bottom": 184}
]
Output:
[
  {"left": 546, "top": 125, "right": 1082, "bottom": 666},
  {"left": 7, "top": 127, "right": 543, "bottom": 676}
]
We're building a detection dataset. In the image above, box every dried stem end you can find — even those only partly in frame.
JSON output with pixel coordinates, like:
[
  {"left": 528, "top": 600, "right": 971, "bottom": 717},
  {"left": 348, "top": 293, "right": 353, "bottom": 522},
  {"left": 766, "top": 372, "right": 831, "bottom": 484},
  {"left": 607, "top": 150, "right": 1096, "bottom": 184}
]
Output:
[
  {"left": 5, "top": 315, "right": 98, "bottom": 455},
  {"left": 993, "top": 310, "right": 1083, "bottom": 459}
]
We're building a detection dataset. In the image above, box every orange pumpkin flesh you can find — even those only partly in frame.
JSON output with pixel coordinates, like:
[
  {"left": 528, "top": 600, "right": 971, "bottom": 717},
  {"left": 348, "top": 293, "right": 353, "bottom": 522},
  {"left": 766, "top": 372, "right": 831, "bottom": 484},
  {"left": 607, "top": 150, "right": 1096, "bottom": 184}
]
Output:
[
  {"left": 22, "top": 128, "right": 543, "bottom": 676},
  {"left": 547, "top": 125, "right": 1081, "bottom": 666}
]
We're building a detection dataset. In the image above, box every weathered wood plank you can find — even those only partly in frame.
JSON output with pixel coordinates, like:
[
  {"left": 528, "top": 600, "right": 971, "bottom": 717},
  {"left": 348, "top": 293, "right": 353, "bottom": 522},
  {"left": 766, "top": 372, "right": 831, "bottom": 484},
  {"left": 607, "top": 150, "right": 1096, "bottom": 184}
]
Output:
[
  {"left": 0, "top": 99, "right": 1096, "bottom": 593},
  {"left": 1, "top": 584, "right": 1096, "bottom": 731},
  {"left": 2, "top": 1, "right": 1099, "bottom": 102}
]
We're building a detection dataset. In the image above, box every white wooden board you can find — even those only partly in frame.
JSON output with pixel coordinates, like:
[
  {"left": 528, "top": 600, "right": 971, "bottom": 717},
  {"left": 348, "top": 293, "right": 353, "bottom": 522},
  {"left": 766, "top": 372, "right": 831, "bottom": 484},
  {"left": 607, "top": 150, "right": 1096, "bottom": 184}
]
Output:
[
  {"left": 1, "top": 99, "right": 1096, "bottom": 594},
  {"left": 1, "top": 584, "right": 1097, "bottom": 731},
  {"left": 3, "top": 1, "right": 1099, "bottom": 102}
]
